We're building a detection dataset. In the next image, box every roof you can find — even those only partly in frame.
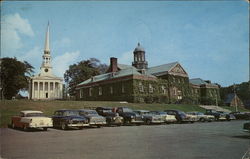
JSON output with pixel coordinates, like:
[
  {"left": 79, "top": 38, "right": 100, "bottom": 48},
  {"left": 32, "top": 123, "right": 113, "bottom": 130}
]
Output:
[
  {"left": 189, "top": 78, "right": 207, "bottom": 85},
  {"left": 117, "top": 64, "right": 135, "bottom": 70},
  {"left": 21, "top": 110, "right": 43, "bottom": 114},
  {"left": 78, "top": 66, "right": 154, "bottom": 86},
  {"left": 147, "top": 62, "right": 178, "bottom": 75},
  {"left": 225, "top": 93, "right": 236, "bottom": 104},
  {"left": 134, "top": 43, "right": 145, "bottom": 52}
]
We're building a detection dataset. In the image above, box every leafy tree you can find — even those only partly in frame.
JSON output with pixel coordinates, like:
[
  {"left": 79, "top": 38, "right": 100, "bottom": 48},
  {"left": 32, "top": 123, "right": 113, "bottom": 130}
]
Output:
[
  {"left": 64, "top": 58, "right": 108, "bottom": 96},
  {"left": 0, "top": 57, "right": 34, "bottom": 99}
]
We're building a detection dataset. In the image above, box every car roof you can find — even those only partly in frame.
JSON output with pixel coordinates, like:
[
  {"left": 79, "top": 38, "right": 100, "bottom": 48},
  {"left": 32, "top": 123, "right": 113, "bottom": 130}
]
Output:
[
  {"left": 55, "top": 109, "right": 77, "bottom": 112},
  {"left": 78, "top": 109, "right": 96, "bottom": 112},
  {"left": 96, "top": 107, "right": 112, "bottom": 110},
  {"left": 21, "top": 110, "right": 43, "bottom": 114},
  {"left": 135, "top": 110, "right": 150, "bottom": 113}
]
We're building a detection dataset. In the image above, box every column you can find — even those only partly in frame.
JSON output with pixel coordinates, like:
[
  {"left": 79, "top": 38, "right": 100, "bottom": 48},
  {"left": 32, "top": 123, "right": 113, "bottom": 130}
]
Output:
[
  {"left": 32, "top": 80, "right": 34, "bottom": 99},
  {"left": 48, "top": 81, "right": 50, "bottom": 98},
  {"left": 53, "top": 82, "right": 56, "bottom": 98},
  {"left": 38, "top": 81, "right": 40, "bottom": 99},
  {"left": 43, "top": 82, "right": 45, "bottom": 99}
]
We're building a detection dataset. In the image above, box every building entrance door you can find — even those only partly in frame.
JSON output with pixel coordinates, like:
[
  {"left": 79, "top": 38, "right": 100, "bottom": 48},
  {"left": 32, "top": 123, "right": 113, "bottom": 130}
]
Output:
[{"left": 46, "top": 92, "right": 48, "bottom": 98}]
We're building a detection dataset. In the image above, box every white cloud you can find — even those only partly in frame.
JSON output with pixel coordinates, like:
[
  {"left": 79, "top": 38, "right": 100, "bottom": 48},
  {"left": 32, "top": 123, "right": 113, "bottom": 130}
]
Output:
[
  {"left": 118, "top": 50, "right": 133, "bottom": 65},
  {"left": 52, "top": 51, "right": 80, "bottom": 77},
  {"left": 1, "top": 13, "right": 34, "bottom": 57}
]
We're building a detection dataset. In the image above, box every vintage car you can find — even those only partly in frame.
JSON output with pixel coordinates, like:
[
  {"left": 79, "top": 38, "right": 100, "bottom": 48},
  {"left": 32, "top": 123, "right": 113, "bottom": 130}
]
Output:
[
  {"left": 187, "top": 112, "right": 215, "bottom": 122},
  {"left": 150, "top": 111, "right": 177, "bottom": 124},
  {"left": 217, "top": 111, "right": 236, "bottom": 121},
  {"left": 230, "top": 112, "right": 250, "bottom": 120},
  {"left": 11, "top": 110, "right": 53, "bottom": 131},
  {"left": 115, "top": 107, "right": 144, "bottom": 125},
  {"left": 78, "top": 109, "right": 106, "bottom": 127},
  {"left": 204, "top": 109, "right": 227, "bottom": 121},
  {"left": 96, "top": 107, "right": 123, "bottom": 126},
  {"left": 134, "top": 110, "right": 165, "bottom": 125},
  {"left": 52, "top": 109, "right": 89, "bottom": 130},
  {"left": 243, "top": 122, "right": 250, "bottom": 133},
  {"left": 164, "top": 110, "right": 196, "bottom": 123}
]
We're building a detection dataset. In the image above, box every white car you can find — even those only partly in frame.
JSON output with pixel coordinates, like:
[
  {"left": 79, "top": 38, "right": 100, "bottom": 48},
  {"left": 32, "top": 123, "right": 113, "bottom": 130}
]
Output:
[
  {"left": 187, "top": 112, "right": 215, "bottom": 122},
  {"left": 150, "top": 111, "right": 177, "bottom": 123},
  {"left": 11, "top": 110, "right": 53, "bottom": 131}
]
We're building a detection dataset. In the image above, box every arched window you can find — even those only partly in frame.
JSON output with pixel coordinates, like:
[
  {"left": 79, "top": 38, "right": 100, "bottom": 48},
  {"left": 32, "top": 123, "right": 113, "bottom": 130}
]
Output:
[
  {"left": 139, "top": 82, "right": 144, "bottom": 92},
  {"left": 149, "top": 84, "right": 153, "bottom": 93},
  {"left": 99, "top": 87, "right": 102, "bottom": 96}
]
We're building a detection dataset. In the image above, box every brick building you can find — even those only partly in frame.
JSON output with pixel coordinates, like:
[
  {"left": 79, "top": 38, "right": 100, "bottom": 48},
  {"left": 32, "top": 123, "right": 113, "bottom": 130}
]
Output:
[{"left": 76, "top": 43, "right": 220, "bottom": 104}]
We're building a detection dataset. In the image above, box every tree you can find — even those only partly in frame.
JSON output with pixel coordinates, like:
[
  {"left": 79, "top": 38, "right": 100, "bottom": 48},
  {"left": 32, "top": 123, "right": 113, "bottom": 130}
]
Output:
[
  {"left": 64, "top": 58, "right": 108, "bottom": 96},
  {"left": 0, "top": 57, "right": 34, "bottom": 100}
]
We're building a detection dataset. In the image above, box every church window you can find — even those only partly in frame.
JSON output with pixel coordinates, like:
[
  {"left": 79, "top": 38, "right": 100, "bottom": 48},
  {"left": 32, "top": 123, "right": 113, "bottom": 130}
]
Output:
[
  {"left": 149, "top": 84, "right": 153, "bottom": 93},
  {"left": 134, "top": 56, "right": 138, "bottom": 62},
  {"left": 139, "top": 82, "right": 144, "bottom": 92},
  {"left": 99, "top": 87, "right": 102, "bottom": 96},
  {"left": 89, "top": 88, "right": 93, "bottom": 96},
  {"left": 110, "top": 86, "right": 113, "bottom": 94}
]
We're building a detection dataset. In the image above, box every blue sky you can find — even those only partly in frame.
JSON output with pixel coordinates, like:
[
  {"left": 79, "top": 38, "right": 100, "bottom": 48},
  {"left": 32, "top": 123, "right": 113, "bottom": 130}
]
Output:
[{"left": 1, "top": 1, "right": 249, "bottom": 87}]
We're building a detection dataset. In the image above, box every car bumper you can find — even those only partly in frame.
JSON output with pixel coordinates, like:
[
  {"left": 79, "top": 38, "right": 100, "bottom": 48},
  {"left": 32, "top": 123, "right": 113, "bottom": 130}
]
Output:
[
  {"left": 67, "top": 123, "right": 89, "bottom": 127},
  {"left": 151, "top": 120, "right": 165, "bottom": 124},
  {"left": 89, "top": 121, "right": 107, "bottom": 126},
  {"left": 165, "top": 119, "right": 177, "bottom": 123},
  {"left": 29, "top": 123, "right": 53, "bottom": 128},
  {"left": 130, "top": 119, "right": 144, "bottom": 124}
]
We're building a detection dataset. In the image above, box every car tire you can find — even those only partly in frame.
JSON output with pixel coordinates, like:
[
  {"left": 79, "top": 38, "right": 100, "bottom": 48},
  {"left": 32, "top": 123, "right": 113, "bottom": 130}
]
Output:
[
  {"left": 146, "top": 120, "right": 151, "bottom": 125},
  {"left": 61, "top": 122, "right": 67, "bottom": 130},
  {"left": 43, "top": 127, "right": 48, "bottom": 131},
  {"left": 200, "top": 118, "right": 205, "bottom": 122},
  {"left": 23, "top": 124, "right": 28, "bottom": 131}
]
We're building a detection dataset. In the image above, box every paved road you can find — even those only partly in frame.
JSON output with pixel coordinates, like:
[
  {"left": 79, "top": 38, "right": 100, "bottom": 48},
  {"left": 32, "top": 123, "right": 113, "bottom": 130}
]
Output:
[{"left": 1, "top": 121, "right": 249, "bottom": 159}]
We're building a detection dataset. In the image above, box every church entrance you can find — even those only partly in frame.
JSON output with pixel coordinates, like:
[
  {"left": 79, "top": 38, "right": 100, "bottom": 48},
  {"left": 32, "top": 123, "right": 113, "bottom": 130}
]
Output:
[{"left": 45, "top": 92, "right": 48, "bottom": 98}]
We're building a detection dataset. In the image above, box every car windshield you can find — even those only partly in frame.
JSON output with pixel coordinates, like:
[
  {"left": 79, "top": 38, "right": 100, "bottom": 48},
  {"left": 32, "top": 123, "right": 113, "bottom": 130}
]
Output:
[
  {"left": 80, "top": 110, "right": 98, "bottom": 115},
  {"left": 197, "top": 112, "right": 204, "bottom": 115},
  {"left": 178, "top": 111, "right": 186, "bottom": 115},
  {"left": 26, "top": 113, "right": 45, "bottom": 117},
  {"left": 103, "top": 109, "right": 112, "bottom": 113},
  {"left": 63, "top": 111, "right": 79, "bottom": 116},
  {"left": 123, "top": 108, "right": 133, "bottom": 113}
]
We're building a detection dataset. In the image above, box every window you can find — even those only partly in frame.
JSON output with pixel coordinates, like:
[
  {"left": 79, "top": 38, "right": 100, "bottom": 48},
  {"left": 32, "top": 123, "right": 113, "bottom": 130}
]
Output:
[
  {"left": 122, "top": 83, "right": 125, "bottom": 93},
  {"left": 139, "top": 82, "right": 144, "bottom": 92},
  {"left": 89, "top": 88, "right": 93, "bottom": 96},
  {"left": 161, "top": 86, "right": 167, "bottom": 94},
  {"left": 99, "top": 87, "right": 102, "bottom": 96},
  {"left": 149, "top": 84, "right": 153, "bottom": 93},
  {"left": 110, "top": 86, "right": 113, "bottom": 94},
  {"left": 173, "top": 87, "right": 177, "bottom": 96},
  {"left": 80, "top": 89, "right": 83, "bottom": 98}
]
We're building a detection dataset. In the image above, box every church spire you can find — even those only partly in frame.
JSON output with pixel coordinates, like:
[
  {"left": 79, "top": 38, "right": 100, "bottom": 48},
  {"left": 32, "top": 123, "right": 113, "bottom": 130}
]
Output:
[{"left": 44, "top": 21, "right": 50, "bottom": 53}]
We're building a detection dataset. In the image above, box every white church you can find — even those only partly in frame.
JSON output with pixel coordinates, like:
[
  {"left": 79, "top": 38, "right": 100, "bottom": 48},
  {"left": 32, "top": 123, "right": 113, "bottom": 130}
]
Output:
[{"left": 29, "top": 23, "right": 63, "bottom": 100}]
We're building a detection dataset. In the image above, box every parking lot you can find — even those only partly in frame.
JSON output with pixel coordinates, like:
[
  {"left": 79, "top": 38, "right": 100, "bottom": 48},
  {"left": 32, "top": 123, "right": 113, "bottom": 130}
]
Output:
[{"left": 0, "top": 120, "right": 249, "bottom": 159}]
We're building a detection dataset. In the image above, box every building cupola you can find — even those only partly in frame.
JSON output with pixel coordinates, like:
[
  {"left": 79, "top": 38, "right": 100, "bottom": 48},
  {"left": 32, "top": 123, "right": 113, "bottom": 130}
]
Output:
[{"left": 132, "top": 42, "right": 148, "bottom": 70}]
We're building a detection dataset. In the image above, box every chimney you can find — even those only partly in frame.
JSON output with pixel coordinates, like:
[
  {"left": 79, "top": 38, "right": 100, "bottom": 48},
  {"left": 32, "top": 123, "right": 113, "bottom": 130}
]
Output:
[{"left": 110, "top": 57, "right": 118, "bottom": 72}]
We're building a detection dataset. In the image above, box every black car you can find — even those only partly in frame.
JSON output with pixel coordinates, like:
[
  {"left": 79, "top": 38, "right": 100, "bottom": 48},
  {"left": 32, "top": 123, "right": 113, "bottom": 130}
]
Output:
[
  {"left": 52, "top": 109, "right": 89, "bottom": 130},
  {"left": 96, "top": 107, "right": 123, "bottom": 126},
  {"left": 115, "top": 107, "right": 144, "bottom": 125},
  {"left": 78, "top": 109, "right": 106, "bottom": 127},
  {"left": 164, "top": 110, "right": 195, "bottom": 123},
  {"left": 204, "top": 109, "right": 227, "bottom": 121},
  {"left": 230, "top": 112, "right": 250, "bottom": 120}
]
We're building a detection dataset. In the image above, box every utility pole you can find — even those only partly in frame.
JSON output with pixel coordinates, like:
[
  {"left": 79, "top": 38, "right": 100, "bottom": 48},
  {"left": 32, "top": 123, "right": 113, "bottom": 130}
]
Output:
[{"left": 234, "top": 84, "right": 238, "bottom": 112}]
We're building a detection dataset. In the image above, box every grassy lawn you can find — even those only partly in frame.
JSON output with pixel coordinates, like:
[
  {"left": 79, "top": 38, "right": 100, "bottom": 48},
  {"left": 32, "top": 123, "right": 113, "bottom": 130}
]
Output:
[{"left": 1, "top": 100, "right": 249, "bottom": 128}]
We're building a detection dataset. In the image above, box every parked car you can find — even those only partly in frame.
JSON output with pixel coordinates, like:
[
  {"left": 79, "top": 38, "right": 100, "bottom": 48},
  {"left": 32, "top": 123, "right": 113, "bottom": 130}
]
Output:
[
  {"left": 217, "top": 111, "right": 236, "bottom": 121},
  {"left": 230, "top": 112, "right": 250, "bottom": 120},
  {"left": 115, "top": 107, "right": 144, "bottom": 125},
  {"left": 243, "top": 122, "right": 250, "bottom": 133},
  {"left": 95, "top": 107, "right": 123, "bottom": 126},
  {"left": 187, "top": 112, "right": 215, "bottom": 122},
  {"left": 11, "top": 110, "right": 53, "bottom": 131},
  {"left": 52, "top": 109, "right": 89, "bottom": 130},
  {"left": 134, "top": 110, "right": 164, "bottom": 125},
  {"left": 150, "top": 111, "right": 177, "bottom": 124},
  {"left": 164, "top": 110, "right": 196, "bottom": 123},
  {"left": 204, "top": 109, "right": 227, "bottom": 121},
  {"left": 78, "top": 109, "right": 106, "bottom": 127}
]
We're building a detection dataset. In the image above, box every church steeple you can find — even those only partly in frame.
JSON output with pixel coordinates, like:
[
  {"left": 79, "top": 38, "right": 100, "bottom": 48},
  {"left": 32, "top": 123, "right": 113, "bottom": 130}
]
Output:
[
  {"left": 40, "top": 22, "right": 53, "bottom": 76},
  {"left": 44, "top": 22, "right": 50, "bottom": 53}
]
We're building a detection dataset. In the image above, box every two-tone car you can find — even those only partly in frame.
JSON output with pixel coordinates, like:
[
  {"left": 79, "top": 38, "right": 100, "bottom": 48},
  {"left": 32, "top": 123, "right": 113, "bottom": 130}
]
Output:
[
  {"left": 150, "top": 111, "right": 177, "bottom": 124},
  {"left": 204, "top": 109, "right": 227, "bottom": 121},
  {"left": 134, "top": 110, "right": 165, "bottom": 125},
  {"left": 11, "top": 110, "right": 53, "bottom": 131},
  {"left": 115, "top": 107, "right": 144, "bottom": 125},
  {"left": 78, "top": 109, "right": 106, "bottom": 127},
  {"left": 96, "top": 107, "right": 123, "bottom": 126},
  {"left": 217, "top": 111, "right": 236, "bottom": 121},
  {"left": 187, "top": 112, "right": 215, "bottom": 122},
  {"left": 52, "top": 109, "right": 89, "bottom": 130},
  {"left": 164, "top": 110, "right": 196, "bottom": 123}
]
